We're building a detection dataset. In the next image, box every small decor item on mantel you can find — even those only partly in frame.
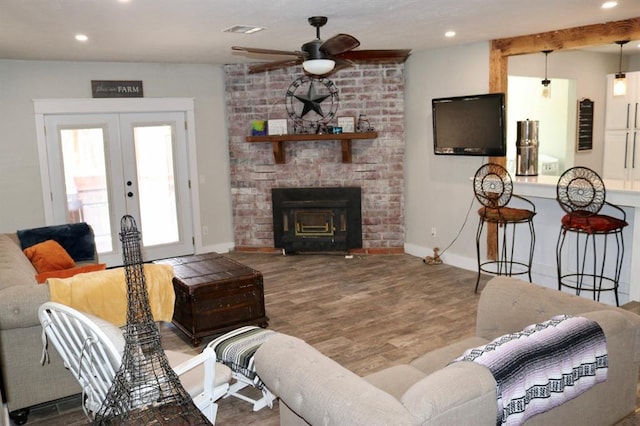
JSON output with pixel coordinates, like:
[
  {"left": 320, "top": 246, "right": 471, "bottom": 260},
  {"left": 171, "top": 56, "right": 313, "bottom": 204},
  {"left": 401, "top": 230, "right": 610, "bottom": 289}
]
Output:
[
  {"left": 268, "top": 119, "right": 288, "bottom": 136},
  {"left": 356, "top": 113, "right": 374, "bottom": 132},
  {"left": 251, "top": 120, "right": 267, "bottom": 136},
  {"left": 337, "top": 116, "right": 355, "bottom": 133}
]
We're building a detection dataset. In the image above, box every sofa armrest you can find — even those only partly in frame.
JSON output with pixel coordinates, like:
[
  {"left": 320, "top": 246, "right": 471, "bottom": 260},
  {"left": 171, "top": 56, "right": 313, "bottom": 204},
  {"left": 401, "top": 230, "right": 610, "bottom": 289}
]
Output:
[
  {"left": 401, "top": 361, "right": 496, "bottom": 425},
  {"left": 255, "top": 333, "right": 416, "bottom": 426},
  {"left": 0, "top": 284, "right": 50, "bottom": 330}
]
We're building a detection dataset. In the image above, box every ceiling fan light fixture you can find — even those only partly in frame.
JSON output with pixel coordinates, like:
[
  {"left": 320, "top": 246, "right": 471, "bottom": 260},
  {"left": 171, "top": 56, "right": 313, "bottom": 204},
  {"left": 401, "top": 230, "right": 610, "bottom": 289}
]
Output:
[{"left": 302, "top": 59, "right": 335, "bottom": 75}]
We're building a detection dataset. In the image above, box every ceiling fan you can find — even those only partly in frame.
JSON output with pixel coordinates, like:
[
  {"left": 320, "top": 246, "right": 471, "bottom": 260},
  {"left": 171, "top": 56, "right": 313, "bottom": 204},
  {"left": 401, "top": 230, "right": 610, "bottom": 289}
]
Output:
[{"left": 232, "top": 16, "right": 411, "bottom": 76}]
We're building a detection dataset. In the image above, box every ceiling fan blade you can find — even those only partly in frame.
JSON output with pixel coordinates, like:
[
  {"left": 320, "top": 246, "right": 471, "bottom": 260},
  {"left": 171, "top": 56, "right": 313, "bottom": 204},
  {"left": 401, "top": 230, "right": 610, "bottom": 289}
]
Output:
[
  {"left": 232, "top": 46, "right": 303, "bottom": 57},
  {"left": 330, "top": 59, "right": 355, "bottom": 73},
  {"left": 320, "top": 34, "right": 360, "bottom": 56},
  {"left": 337, "top": 49, "right": 412, "bottom": 62},
  {"left": 248, "top": 58, "right": 303, "bottom": 74}
]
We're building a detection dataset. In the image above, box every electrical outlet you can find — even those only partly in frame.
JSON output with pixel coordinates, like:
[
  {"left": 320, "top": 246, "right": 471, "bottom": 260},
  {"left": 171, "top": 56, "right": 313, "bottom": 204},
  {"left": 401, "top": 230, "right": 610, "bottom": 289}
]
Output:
[{"left": 431, "top": 227, "right": 436, "bottom": 237}]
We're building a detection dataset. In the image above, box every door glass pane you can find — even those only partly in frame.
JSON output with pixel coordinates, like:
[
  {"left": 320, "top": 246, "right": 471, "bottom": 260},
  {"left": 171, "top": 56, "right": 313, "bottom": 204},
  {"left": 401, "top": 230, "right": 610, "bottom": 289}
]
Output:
[
  {"left": 133, "top": 125, "right": 179, "bottom": 246},
  {"left": 60, "top": 128, "right": 113, "bottom": 253}
]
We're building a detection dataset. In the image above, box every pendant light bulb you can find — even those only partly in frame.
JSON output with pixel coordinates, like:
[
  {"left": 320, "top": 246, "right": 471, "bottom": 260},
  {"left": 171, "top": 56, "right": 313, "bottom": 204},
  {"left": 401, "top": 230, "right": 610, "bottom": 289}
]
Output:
[
  {"left": 613, "top": 40, "right": 629, "bottom": 97},
  {"left": 541, "top": 50, "right": 552, "bottom": 99}
]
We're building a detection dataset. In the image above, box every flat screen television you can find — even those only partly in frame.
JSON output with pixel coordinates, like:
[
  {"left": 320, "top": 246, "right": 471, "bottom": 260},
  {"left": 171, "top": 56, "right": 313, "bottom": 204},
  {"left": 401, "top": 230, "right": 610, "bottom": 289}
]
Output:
[{"left": 432, "top": 92, "right": 506, "bottom": 156}]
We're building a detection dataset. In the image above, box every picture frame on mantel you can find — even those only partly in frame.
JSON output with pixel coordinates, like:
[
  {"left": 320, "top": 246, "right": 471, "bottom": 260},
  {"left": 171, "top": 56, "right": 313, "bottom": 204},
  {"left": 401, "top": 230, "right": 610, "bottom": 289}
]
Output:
[
  {"left": 268, "top": 119, "right": 288, "bottom": 136},
  {"left": 338, "top": 116, "right": 355, "bottom": 133}
]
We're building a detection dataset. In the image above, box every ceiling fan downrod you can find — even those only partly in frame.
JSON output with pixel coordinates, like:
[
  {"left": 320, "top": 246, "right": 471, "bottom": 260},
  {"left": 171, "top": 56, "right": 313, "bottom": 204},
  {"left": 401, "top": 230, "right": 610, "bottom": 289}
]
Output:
[{"left": 308, "top": 16, "right": 328, "bottom": 40}]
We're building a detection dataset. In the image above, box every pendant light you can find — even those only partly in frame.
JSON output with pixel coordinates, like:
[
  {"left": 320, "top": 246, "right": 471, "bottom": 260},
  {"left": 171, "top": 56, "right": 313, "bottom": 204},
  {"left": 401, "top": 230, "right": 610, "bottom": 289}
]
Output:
[
  {"left": 541, "top": 50, "right": 552, "bottom": 99},
  {"left": 613, "top": 40, "right": 629, "bottom": 97}
]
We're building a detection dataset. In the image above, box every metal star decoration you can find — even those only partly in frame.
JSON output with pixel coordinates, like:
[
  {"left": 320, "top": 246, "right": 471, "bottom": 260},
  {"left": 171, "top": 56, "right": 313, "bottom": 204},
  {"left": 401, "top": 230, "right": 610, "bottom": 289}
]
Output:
[{"left": 294, "top": 80, "right": 331, "bottom": 118}]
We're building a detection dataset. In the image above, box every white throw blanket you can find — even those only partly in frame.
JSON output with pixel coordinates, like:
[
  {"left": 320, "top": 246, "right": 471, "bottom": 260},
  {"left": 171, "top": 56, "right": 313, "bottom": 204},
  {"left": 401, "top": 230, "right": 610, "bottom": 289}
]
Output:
[{"left": 453, "top": 315, "right": 607, "bottom": 425}]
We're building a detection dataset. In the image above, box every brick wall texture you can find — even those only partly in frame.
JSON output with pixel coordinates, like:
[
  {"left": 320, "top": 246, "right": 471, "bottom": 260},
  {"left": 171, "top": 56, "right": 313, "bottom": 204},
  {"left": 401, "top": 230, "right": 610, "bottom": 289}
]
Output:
[{"left": 224, "top": 62, "right": 406, "bottom": 252}]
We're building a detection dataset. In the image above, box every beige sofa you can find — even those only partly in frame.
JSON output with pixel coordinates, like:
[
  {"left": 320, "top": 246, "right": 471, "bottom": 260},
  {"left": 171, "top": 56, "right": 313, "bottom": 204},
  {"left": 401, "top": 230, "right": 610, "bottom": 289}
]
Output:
[
  {"left": 0, "top": 226, "right": 98, "bottom": 423},
  {"left": 255, "top": 276, "right": 640, "bottom": 425}
]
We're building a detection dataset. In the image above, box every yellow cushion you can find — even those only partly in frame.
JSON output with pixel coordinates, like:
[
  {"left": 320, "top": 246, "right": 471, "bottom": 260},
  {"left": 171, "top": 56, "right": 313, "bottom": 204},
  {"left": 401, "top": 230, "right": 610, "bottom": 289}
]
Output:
[{"left": 23, "top": 240, "right": 76, "bottom": 273}]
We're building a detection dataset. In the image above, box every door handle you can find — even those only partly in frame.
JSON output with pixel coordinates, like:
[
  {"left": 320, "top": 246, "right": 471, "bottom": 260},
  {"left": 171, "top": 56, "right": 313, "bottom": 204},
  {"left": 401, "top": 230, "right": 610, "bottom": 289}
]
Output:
[
  {"left": 634, "top": 133, "right": 637, "bottom": 169},
  {"left": 624, "top": 134, "right": 629, "bottom": 169},
  {"left": 127, "top": 191, "right": 134, "bottom": 198}
]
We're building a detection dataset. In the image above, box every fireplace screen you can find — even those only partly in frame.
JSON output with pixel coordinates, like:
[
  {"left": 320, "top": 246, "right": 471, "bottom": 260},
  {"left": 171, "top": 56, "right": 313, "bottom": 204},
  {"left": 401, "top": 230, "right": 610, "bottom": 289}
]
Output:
[{"left": 295, "top": 210, "right": 334, "bottom": 237}]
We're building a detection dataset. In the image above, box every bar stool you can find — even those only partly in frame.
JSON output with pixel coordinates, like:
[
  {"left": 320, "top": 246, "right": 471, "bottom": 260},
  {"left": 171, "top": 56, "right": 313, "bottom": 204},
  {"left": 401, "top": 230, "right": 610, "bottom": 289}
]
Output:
[
  {"left": 556, "top": 167, "right": 627, "bottom": 306},
  {"left": 474, "top": 163, "right": 536, "bottom": 293}
]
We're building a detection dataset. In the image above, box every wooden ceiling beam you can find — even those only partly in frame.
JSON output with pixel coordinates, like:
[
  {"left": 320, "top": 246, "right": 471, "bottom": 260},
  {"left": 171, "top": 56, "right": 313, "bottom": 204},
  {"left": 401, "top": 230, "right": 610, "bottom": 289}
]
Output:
[{"left": 492, "top": 17, "right": 640, "bottom": 57}]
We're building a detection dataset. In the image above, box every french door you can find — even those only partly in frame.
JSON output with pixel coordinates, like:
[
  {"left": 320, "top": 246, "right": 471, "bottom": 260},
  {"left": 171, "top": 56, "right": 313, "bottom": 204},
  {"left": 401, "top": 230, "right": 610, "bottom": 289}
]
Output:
[{"left": 43, "top": 112, "right": 193, "bottom": 266}]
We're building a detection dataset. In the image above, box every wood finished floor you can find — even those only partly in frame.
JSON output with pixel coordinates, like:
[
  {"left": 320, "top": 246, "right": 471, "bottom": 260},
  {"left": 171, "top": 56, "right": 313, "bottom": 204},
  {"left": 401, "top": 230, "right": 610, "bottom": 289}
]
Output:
[{"left": 16, "top": 252, "right": 640, "bottom": 425}]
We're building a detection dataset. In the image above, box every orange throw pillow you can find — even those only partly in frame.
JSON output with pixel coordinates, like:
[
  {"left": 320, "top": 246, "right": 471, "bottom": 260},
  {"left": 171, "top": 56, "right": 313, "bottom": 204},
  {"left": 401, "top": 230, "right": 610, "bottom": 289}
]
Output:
[
  {"left": 23, "top": 239, "right": 76, "bottom": 273},
  {"left": 36, "top": 263, "right": 107, "bottom": 284}
]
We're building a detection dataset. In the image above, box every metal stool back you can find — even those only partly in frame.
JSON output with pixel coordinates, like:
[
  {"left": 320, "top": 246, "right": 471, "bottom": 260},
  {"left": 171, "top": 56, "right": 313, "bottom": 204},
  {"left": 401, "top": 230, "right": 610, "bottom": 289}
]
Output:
[{"left": 473, "top": 163, "right": 536, "bottom": 292}]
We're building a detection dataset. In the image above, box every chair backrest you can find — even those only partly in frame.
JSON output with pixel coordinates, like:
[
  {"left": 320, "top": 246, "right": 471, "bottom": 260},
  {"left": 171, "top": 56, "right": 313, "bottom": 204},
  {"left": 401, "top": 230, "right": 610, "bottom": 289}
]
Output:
[
  {"left": 473, "top": 163, "right": 513, "bottom": 208},
  {"left": 556, "top": 166, "right": 605, "bottom": 215},
  {"left": 38, "top": 302, "right": 124, "bottom": 415}
]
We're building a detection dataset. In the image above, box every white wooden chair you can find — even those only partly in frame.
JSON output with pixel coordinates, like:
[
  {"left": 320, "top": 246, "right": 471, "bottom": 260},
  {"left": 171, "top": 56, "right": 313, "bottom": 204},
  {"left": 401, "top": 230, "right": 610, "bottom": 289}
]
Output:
[{"left": 38, "top": 302, "right": 231, "bottom": 423}]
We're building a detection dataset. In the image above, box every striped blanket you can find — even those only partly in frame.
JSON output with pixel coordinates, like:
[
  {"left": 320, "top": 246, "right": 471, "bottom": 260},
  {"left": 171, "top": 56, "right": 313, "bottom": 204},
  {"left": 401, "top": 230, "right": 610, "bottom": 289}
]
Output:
[
  {"left": 453, "top": 315, "right": 607, "bottom": 425},
  {"left": 207, "top": 326, "right": 276, "bottom": 390}
]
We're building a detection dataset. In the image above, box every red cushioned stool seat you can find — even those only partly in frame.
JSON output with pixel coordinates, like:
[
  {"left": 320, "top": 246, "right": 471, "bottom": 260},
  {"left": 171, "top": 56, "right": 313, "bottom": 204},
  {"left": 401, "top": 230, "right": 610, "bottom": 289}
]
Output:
[{"left": 556, "top": 167, "right": 627, "bottom": 306}]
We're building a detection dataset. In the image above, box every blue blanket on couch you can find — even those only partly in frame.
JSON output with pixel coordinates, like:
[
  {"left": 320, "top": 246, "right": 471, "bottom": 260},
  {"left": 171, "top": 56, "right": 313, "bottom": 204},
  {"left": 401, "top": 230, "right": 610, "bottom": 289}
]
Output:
[{"left": 17, "top": 222, "right": 96, "bottom": 262}]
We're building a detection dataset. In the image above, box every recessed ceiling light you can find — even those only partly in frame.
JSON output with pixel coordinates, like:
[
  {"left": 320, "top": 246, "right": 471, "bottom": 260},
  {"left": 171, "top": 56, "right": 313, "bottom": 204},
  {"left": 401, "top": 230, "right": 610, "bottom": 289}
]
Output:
[
  {"left": 445, "top": 31, "right": 456, "bottom": 38},
  {"left": 75, "top": 34, "right": 88, "bottom": 42},
  {"left": 601, "top": 1, "right": 617, "bottom": 8},
  {"left": 224, "top": 25, "right": 265, "bottom": 35}
]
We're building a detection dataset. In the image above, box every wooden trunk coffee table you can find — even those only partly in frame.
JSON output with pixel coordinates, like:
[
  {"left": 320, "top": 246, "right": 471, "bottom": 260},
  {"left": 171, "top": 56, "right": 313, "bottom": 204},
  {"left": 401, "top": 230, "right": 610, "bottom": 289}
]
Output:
[{"left": 154, "top": 253, "right": 269, "bottom": 346}]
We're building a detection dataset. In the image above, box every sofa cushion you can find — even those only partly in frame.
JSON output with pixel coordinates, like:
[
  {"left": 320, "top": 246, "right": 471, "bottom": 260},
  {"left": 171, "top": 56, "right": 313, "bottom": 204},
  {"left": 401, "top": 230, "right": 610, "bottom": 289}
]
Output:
[
  {"left": 23, "top": 240, "right": 76, "bottom": 273},
  {"left": 17, "top": 222, "right": 96, "bottom": 262},
  {"left": 364, "top": 364, "right": 426, "bottom": 399},
  {"left": 409, "top": 336, "right": 489, "bottom": 375},
  {"left": 0, "top": 234, "right": 37, "bottom": 291}
]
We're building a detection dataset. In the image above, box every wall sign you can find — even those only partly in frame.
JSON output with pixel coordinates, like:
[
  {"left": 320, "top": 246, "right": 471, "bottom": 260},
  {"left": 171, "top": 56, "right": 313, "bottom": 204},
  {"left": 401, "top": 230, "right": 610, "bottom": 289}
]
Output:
[
  {"left": 91, "top": 80, "right": 143, "bottom": 98},
  {"left": 576, "top": 98, "right": 594, "bottom": 152}
]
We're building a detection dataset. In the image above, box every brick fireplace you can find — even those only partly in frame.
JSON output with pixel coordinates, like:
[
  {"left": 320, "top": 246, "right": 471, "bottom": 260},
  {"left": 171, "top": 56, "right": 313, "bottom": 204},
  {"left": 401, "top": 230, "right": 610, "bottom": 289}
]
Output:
[{"left": 224, "top": 62, "right": 405, "bottom": 253}]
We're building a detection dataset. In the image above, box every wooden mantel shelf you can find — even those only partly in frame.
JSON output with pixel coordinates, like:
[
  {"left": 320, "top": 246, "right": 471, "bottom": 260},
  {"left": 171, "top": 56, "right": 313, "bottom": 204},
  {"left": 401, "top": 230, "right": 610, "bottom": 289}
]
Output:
[{"left": 245, "top": 132, "right": 378, "bottom": 164}]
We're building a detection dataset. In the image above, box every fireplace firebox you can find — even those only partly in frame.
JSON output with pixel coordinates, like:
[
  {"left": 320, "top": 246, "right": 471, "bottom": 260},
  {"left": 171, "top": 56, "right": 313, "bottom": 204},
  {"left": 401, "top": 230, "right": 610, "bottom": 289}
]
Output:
[{"left": 272, "top": 187, "right": 362, "bottom": 253}]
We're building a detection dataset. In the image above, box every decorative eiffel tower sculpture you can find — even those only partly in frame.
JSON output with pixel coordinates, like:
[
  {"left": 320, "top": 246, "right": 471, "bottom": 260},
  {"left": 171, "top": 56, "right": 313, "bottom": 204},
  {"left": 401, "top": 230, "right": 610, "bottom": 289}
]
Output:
[{"left": 93, "top": 215, "right": 210, "bottom": 425}]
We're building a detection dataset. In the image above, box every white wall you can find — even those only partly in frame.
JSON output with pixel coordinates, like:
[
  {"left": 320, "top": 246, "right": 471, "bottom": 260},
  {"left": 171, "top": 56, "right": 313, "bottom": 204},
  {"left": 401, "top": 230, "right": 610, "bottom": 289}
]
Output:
[
  {"left": 404, "top": 42, "right": 490, "bottom": 270},
  {"left": 507, "top": 76, "right": 575, "bottom": 174},
  {"left": 509, "top": 50, "right": 624, "bottom": 174},
  {"left": 0, "top": 59, "right": 233, "bottom": 249}
]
